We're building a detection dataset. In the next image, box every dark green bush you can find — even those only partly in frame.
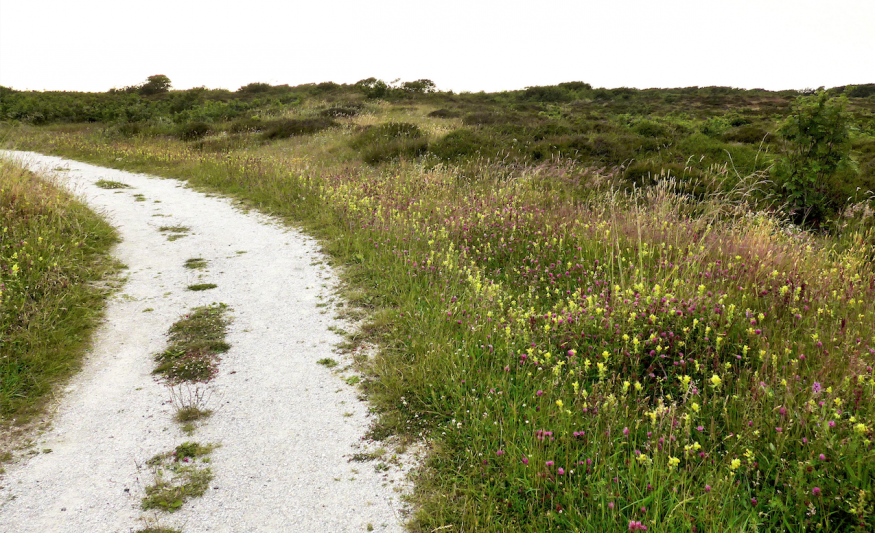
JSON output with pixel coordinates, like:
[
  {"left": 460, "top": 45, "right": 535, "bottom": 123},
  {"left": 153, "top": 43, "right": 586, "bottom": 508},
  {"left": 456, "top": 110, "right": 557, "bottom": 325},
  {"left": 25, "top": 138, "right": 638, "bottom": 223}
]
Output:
[
  {"left": 847, "top": 84, "right": 875, "bottom": 98},
  {"left": 520, "top": 86, "right": 572, "bottom": 102},
  {"left": 362, "top": 138, "right": 429, "bottom": 165},
  {"left": 721, "top": 125, "right": 770, "bottom": 144},
  {"left": 632, "top": 120, "right": 670, "bottom": 138},
  {"left": 427, "top": 108, "right": 460, "bottom": 119},
  {"left": 261, "top": 117, "right": 337, "bottom": 140},
  {"left": 429, "top": 129, "right": 485, "bottom": 161},
  {"left": 237, "top": 82, "right": 272, "bottom": 94},
  {"left": 319, "top": 104, "right": 362, "bottom": 118},
  {"left": 623, "top": 161, "right": 700, "bottom": 188},
  {"left": 462, "top": 111, "right": 523, "bottom": 126},
  {"left": 228, "top": 118, "right": 264, "bottom": 134},
  {"left": 350, "top": 122, "right": 423, "bottom": 149},
  {"left": 177, "top": 121, "right": 211, "bottom": 141}
]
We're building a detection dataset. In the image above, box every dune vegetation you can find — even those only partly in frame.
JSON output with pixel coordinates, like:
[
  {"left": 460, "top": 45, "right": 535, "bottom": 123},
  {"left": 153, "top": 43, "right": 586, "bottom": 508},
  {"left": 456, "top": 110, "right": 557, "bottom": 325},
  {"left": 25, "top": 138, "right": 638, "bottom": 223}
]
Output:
[{"left": 2, "top": 77, "right": 875, "bottom": 531}]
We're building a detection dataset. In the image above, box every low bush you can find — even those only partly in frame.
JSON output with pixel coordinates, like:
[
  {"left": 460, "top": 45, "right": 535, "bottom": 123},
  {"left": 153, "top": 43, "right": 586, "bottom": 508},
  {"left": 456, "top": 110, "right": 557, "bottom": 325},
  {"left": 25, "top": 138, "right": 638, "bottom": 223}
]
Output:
[
  {"left": 176, "top": 122, "right": 211, "bottom": 141},
  {"left": 261, "top": 117, "right": 337, "bottom": 140},
  {"left": 429, "top": 129, "right": 485, "bottom": 161},
  {"left": 721, "top": 125, "right": 770, "bottom": 144},
  {"left": 319, "top": 104, "right": 362, "bottom": 118},
  {"left": 427, "top": 108, "right": 460, "bottom": 119}
]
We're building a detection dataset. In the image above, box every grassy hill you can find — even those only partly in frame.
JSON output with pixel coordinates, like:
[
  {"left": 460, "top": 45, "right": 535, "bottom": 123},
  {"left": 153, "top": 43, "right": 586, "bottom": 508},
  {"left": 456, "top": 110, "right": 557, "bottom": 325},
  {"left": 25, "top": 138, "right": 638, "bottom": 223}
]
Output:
[{"left": 2, "top": 78, "right": 875, "bottom": 531}]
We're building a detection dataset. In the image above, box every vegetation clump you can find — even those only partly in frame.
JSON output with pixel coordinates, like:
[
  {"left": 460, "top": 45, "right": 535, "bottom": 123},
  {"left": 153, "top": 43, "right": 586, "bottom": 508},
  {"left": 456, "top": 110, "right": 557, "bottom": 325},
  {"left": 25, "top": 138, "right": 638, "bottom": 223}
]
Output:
[
  {"left": 95, "top": 179, "right": 131, "bottom": 189},
  {"left": 153, "top": 303, "right": 229, "bottom": 383},
  {"left": 0, "top": 160, "right": 118, "bottom": 418},
  {"left": 141, "top": 441, "right": 216, "bottom": 512}
]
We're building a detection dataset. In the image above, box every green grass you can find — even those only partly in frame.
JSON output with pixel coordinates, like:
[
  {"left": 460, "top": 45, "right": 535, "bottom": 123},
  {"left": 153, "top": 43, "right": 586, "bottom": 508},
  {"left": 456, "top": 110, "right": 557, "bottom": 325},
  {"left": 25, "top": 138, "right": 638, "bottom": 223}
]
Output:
[
  {"left": 186, "top": 283, "right": 216, "bottom": 291},
  {"left": 317, "top": 358, "right": 338, "bottom": 368},
  {"left": 184, "top": 258, "right": 208, "bottom": 269},
  {"left": 142, "top": 441, "right": 216, "bottom": 512},
  {"left": 94, "top": 179, "right": 130, "bottom": 189},
  {"left": 153, "top": 304, "right": 229, "bottom": 383},
  {"left": 3, "top": 84, "right": 875, "bottom": 531},
  {"left": 0, "top": 159, "right": 119, "bottom": 423}
]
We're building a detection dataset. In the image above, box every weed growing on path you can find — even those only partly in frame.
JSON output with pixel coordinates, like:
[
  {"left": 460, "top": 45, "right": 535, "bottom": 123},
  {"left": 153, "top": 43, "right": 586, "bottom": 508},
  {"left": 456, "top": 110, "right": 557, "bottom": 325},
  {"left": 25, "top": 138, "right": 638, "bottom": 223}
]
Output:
[
  {"left": 186, "top": 283, "right": 216, "bottom": 291},
  {"left": 95, "top": 179, "right": 131, "bottom": 189},
  {"left": 318, "top": 358, "right": 338, "bottom": 368},
  {"left": 154, "top": 303, "right": 229, "bottom": 383},
  {"left": 184, "top": 258, "right": 208, "bottom": 269},
  {"left": 141, "top": 441, "right": 216, "bottom": 512}
]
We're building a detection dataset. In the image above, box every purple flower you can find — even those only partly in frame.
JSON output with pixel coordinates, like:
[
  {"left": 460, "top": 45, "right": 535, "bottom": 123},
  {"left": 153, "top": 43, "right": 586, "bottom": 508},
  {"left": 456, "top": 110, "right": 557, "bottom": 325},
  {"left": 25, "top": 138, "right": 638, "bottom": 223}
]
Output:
[
  {"left": 819, "top": 454, "right": 826, "bottom": 461},
  {"left": 704, "top": 485, "right": 711, "bottom": 493},
  {"left": 812, "top": 382, "right": 822, "bottom": 393},
  {"left": 812, "top": 487, "right": 821, "bottom": 496},
  {"left": 546, "top": 460, "right": 554, "bottom": 467},
  {"left": 521, "top": 457, "right": 529, "bottom": 465},
  {"left": 557, "top": 467, "right": 565, "bottom": 475},
  {"left": 623, "top": 427, "right": 630, "bottom": 436},
  {"left": 496, "top": 450, "right": 505, "bottom": 456},
  {"left": 536, "top": 390, "right": 544, "bottom": 397},
  {"left": 828, "top": 420, "right": 836, "bottom": 428}
]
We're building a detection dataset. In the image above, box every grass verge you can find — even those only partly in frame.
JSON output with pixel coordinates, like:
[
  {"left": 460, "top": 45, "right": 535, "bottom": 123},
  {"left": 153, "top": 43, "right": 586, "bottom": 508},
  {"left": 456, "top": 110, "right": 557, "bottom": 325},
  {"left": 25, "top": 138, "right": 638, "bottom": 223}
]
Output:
[{"left": 0, "top": 158, "right": 119, "bottom": 430}]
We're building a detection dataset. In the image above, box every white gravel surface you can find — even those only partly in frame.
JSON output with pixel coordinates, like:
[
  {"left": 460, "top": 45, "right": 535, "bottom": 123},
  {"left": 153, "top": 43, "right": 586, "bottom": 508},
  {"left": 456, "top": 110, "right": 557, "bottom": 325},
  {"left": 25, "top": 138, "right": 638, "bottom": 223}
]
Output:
[{"left": 0, "top": 151, "right": 410, "bottom": 533}]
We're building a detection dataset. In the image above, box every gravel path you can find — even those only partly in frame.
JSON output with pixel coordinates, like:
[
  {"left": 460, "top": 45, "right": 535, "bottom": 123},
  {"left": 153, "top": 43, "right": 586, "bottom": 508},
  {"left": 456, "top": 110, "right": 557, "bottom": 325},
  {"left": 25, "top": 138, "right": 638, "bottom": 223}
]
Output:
[{"left": 0, "top": 151, "right": 410, "bottom": 533}]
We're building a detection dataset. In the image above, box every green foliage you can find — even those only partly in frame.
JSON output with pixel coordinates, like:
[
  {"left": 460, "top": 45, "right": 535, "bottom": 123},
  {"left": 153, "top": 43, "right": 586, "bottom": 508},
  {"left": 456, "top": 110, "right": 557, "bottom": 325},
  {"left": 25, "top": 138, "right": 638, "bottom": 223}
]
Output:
[
  {"left": 142, "top": 442, "right": 215, "bottom": 513},
  {"left": 400, "top": 79, "right": 437, "bottom": 93},
  {"left": 774, "top": 91, "right": 854, "bottom": 223},
  {"left": 0, "top": 160, "right": 118, "bottom": 418},
  {"left": 153, "top": 304, "right": 229, "bottom": 383},
  {"left": 176, "top": 121, "right": 211, "bottom": 141},
  {"left": 139, "top": 75, "right": 172, "bottom": 96},
  {"left": 355, "top": 77, "right": 390, "bottom": 99},
  {"left": 430, "top": 129, "right": 486, "bottom": 161},
  {"left": 261, "top": 117, "right": 337, "bottom": 140}
]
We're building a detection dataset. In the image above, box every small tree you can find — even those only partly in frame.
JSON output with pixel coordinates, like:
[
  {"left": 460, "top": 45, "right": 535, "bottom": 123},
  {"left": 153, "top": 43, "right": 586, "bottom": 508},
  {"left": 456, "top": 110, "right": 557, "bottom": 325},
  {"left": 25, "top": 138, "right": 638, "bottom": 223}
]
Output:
[
  {"left": 774, "top": 90, "right": 852, "bottom": 224},
  {"left": 139, "top": 75, "right": 172, "bottom": 96},
  {"left": 400, "top": 79, "right": 436, "bottom": 94},
  {"left": 355, "top": 78, "right": 389, "bottom": 99}
]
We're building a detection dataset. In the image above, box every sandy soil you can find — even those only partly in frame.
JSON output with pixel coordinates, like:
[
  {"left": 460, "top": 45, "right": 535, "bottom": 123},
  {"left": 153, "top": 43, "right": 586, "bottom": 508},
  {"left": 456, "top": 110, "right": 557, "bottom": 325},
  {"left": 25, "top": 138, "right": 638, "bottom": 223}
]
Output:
[{"left": 0, "top": 151, "right": 410, "bottom": 533}]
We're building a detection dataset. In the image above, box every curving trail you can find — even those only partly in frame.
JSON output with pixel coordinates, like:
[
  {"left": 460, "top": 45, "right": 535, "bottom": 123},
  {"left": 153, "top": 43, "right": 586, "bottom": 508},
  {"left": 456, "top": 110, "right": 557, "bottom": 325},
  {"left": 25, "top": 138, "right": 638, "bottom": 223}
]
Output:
[{"left": 0, "top": 151, "right": 408, "bottom": 533}]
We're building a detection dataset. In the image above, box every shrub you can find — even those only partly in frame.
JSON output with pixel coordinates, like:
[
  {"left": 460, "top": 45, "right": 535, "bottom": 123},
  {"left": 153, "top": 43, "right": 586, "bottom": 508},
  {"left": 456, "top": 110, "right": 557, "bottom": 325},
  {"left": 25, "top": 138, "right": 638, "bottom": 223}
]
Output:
[
  {"left": 429, "top": 129, "right": 484, "bottom": 161},
  {"left": 319, "top": 104, "right": 362, "bottom": 118},
  {"left": 228, "top": 118, "right": 264, "bottom": 134},
  {"left": 350, "top": 122, "right": 423, "bottom": 148},
  {"left": 355, "top": 78, "right": 390, "bottom": 99},
  {"left": 236, "top": 82, "right": 272, "bottom": 94},
  {"left": 847, "top": 84, "right": 875, "bottom": 98},
  {"left": 362, "top": 138, "right": 429, "bottom": 165},
  {"left": 400, "top": 79, "right": 436, "bottom": 93},
  {"left": 774, "top": 91, "right": 854, "bottom": 223},
  {"left": 427, "top": 108, "right": 460, "bottom": 119},
  {"left": 632, "top": 120, "right": 670, "bottom": 138},
  {"left": 139, "top": 75, "right": 172, "bottom": 96},
  {"left": 462, "top": 111, "right": 522, "bottom": 126},
  {"left": 261, "top": 117, "right": 337, "bottom": 140},
  {"left": 176, "top": 122, "right": 211, "bottom": 141},
  {"left": 721, "top": 125, "right": 770, "bottom": 144},
  {"left": 520, "top": 86, "right": 572, "bottom": 102}
]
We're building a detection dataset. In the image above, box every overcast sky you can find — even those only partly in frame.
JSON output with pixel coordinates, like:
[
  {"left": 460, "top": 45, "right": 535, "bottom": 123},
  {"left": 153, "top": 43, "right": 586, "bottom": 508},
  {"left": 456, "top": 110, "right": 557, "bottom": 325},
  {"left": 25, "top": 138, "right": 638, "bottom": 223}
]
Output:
[{"left": 1, "top": 0, "right": 872, "bottom": 94}]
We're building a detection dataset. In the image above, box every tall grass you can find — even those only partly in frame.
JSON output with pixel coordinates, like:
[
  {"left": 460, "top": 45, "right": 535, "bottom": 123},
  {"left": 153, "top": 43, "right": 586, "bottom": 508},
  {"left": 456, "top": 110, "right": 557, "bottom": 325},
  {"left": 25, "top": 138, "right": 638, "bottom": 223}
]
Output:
[
  {"left": 6, "top": 129, "right": 875, "bottom": 531},
  {"left": 0, "top": 159, "right": 118, "bottom": 421}
]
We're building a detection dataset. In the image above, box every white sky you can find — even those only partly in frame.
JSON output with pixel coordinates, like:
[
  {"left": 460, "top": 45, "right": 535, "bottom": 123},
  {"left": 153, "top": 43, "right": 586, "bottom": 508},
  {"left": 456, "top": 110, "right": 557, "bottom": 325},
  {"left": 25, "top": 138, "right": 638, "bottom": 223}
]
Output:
[{"left": 1, "top": 0, "right": 872, "bottom": 93}]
